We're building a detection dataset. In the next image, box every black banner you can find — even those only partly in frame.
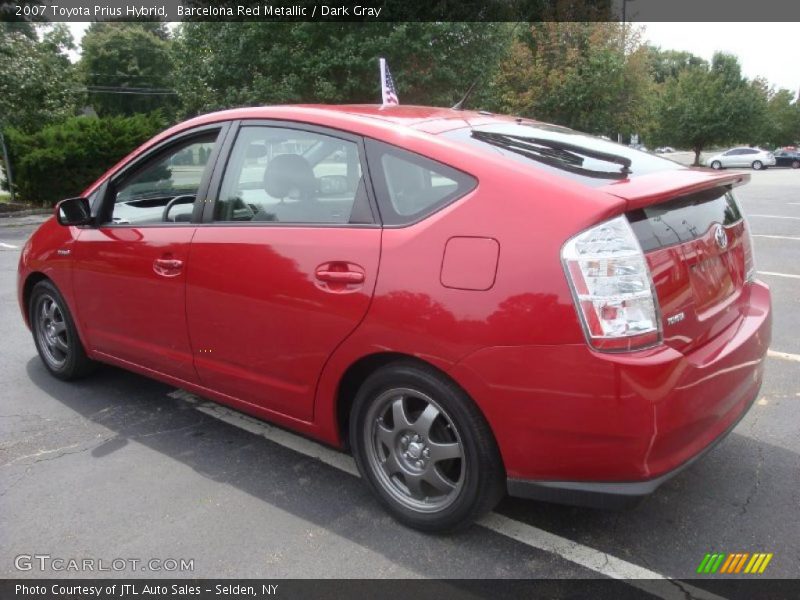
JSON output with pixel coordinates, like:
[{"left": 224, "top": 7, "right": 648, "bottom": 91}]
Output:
[
  {"left": 2, "top": 0, "right": 800, "bottom": 22},
  {"left": 2, "top": 579, "right": 800, "bottom": 600}
]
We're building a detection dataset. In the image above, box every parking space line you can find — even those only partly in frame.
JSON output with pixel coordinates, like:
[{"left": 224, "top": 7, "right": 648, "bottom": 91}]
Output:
[
  {"left": 748, "top": 214, "right": 800, "bottom": 220},
  {"left": 768, "top": 350, "right": 800, "bottom": 363},
  {"left": 0, "top": 242, "right": 19, "bottom": 249},
  {"left": 752, "top": 235, "right": 800, "bottom": 241},
  {"left": 169, "top": 389, "right": 724, "bottom": 598},
  {"left": 757, "top": 271, "right": 800, "bottom": 280}
]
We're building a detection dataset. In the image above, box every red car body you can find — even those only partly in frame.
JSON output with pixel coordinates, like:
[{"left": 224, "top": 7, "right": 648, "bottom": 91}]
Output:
[{"left": 17, "top": 106, "right": 771, "bottom": 508}]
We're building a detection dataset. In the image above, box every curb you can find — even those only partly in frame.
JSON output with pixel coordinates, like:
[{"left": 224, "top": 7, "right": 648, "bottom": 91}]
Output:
[{"left": 0, "top": 209, "right": 51, "bottom": 219}]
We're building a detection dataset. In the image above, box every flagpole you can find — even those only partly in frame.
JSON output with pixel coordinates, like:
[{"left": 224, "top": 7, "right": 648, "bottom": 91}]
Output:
[{"left": 379, "top": 57, "right": 387, "bottom": 106}]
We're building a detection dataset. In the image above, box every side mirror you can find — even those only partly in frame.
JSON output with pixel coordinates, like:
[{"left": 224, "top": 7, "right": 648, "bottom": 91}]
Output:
[
  {"left": 318, "top": 174, "right": 349, "bottom": 196},
  {"left": 55, "top": 197, "right": 93, "bottom": 226}
]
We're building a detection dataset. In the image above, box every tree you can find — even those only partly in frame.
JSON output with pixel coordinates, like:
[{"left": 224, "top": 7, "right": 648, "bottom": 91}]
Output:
[
  {"left": 0, "top": 24, "right": 79, "bottom": 133},
  {"left": 645, "top": 46, "right": 707, "bottom": 84},
  {"left": 172, "top": 23, "right": 510, "bottom": 117},
  {"left": 492, "top": 23, "right": 654, "bottom": 137},
  {"left": 755, "top": 87, "right": 800, "bottom": 147},
  {"left": 651, "top": 53, "right": 766, "bottom": 165},
  {"left": 79, "top": 23, "right": 176, "bottom": 117}
]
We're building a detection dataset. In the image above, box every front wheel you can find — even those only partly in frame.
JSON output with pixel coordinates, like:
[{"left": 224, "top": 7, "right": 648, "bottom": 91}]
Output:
[
  {"left": 350, "top": 361, "right": 505, "bottom": 532},
  {"left": 752, "top": 160, "right": 763, "bottom": 170},
  {"left": 29, "top": 280, "right": 96, "bottom": 380},
  {"left": 791, "top": 160, "right": 799, "bottom": 169},
  {"left": 710, "top": 160, "right": 722, "bottom": 170}
]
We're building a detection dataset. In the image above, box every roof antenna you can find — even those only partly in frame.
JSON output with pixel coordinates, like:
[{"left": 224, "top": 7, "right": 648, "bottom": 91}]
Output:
[{"left": 451, "top": 80, "right": 478, "bottom": 111}]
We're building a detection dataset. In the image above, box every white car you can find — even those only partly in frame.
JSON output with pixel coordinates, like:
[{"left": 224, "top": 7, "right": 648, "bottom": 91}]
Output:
[{"left": 705, "top": 147, "right": 776, "bottom": 170}]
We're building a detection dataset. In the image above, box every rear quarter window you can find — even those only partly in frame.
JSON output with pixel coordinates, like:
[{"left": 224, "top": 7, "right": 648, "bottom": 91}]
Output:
[{"left": 365, "top": 139, "right": 476, "bottom": 226}]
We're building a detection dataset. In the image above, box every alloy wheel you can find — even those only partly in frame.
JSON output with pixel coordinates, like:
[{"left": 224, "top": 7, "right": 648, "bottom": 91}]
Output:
[
  {"left": 364, "top": 388, "right": 465, "bottom": 513},
  {"left": 35, "top": 294, "right": 69, "bottom": 369}
]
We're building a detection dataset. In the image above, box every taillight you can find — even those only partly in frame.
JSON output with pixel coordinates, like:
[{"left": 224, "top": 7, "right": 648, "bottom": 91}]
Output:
[
  {"left": 562, "top": 216, "right": 662, "bottom": 352},
  {"left": 730, "top": 190, "right": 756, "bottom": 282},
  {"left": 742, "top": 219, "right": 756, "bottom": 282}
]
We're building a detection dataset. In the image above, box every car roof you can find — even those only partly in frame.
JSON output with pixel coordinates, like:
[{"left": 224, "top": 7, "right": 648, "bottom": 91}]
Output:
[{"left": 179, "top": 104, "right": 523, "bottom": 136}]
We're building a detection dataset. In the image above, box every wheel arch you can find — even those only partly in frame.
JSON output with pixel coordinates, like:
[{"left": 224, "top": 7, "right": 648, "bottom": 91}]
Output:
[
  {"left": 21, "top": 271, "right": 50, "bottom": 328},
  {"left": 23, "top": 272, "right": 91, "bottom": 352},
  {"left": 334, "top": 351, "right": 494, "bottom": 452}
]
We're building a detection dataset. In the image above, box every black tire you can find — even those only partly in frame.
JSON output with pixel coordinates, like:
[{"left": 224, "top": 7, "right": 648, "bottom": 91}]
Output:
[
  {"left": 710, "top": 161, "right": 722, "bottom": 170},
  {"left": 792, "top": 160, "right": 799, "bottom": 169},
  {"left": 350, "top": 360, "right": 505, "bottom": 532},
  {"left": 752, "top": 160, "right": 763, "bottom": 170},
  {"left": 29, "top": 279, "right": 96, "bottom": 380}
]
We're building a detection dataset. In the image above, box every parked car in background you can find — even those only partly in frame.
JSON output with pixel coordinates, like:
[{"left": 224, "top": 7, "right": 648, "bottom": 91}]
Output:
[
  {"left": 654, "top": 146, "right": 675, "bottom": 154},
  {"left": 773, "top": 149, "right": 800, "bottom": 169},
  {"left": 18, "top": 105, "right": 771, "bottom": 531},
  {"left": 705, "top": 147, "right": 776, "bottom": 170}
]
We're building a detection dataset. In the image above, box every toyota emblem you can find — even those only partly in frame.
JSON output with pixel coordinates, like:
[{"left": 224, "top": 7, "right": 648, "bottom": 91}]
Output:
[{"left": 714, "top": 224, "right": 728, "bottom": 250}]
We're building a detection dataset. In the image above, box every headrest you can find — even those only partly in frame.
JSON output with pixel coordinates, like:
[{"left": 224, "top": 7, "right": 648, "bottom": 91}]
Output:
[{"left": 263, "top": 154, "right": 317, "bottom": 200}]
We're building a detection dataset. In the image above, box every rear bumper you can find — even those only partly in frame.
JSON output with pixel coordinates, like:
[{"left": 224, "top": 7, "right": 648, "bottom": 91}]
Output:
[
  {"left": 451, "top": 281, "right": 771, "bottom": 502},
  {"left": 506, "top": 388, "right": 756, "bottom": 508}
]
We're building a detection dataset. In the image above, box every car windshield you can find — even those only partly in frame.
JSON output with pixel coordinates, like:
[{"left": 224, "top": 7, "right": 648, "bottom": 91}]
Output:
[{"left": 443, "top": 122, "right": 684, "bottom": 187}]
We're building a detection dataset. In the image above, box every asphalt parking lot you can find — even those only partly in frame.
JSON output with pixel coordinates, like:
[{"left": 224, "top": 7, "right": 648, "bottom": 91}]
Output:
[{"left": 1, "top": 169, "right": 798, "bottom": 591}]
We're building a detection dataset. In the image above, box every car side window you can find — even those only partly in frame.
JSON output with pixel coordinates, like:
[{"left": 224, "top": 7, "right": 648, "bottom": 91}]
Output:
[
  {"left": 366, "top": 139, "right": 477, "bottom": 226},
  {"left": 109, "top": 133, "right": 218, "bottom": 225},
  {"left": 213, "top": 126, "right": 370, "bottom": 225}
]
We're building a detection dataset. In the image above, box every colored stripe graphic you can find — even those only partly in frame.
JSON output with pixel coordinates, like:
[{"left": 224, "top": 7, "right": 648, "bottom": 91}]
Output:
[
  {"left": 719, "top": 554, "right": 735, "bottom": 573},
  {"left": 697, "top": 554, "right": 712, "bottom": 574},
  {"left": 759, "top": 554, "right": 773, "bottom": 573},
  {"left": 700, "top": 552, "right": 774, "bottom": 575},
  {"left": 735, "top": 553, "right": 749, "bottom": 573}
]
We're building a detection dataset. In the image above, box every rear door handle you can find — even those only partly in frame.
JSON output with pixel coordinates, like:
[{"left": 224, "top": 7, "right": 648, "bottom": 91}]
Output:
[{"left": 315, "top": 270, "right": 365, "bottom": 284}]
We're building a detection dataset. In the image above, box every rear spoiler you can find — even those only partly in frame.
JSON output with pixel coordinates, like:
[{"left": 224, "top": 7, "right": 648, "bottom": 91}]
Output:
[{"left": 599, "top": 168, "right": 750, "bottom": 210}]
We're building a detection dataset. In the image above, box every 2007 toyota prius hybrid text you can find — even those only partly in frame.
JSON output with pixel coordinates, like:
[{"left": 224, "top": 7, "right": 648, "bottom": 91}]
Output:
[{"left": 18, "top": 105, "right": 772, "bottom": 531}]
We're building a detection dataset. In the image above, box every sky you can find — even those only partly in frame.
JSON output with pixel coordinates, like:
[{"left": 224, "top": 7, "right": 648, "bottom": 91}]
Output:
[{"left": 64, "top": 22, "right": 800, "bottom": 95}]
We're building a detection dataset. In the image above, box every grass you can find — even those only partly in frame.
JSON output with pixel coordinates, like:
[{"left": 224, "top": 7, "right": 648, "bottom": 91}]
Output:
[{"left": 0, "top": 192, "right": 10, "bottom": 203}]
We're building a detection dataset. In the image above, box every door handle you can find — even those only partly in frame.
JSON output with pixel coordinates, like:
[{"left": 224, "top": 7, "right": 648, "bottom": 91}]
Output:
[
  {"left": 315, "top": 270, "right": 365, "bottom": 284},
  {"left": 153, "top": 257, "right": 184, "bottom": 277}
]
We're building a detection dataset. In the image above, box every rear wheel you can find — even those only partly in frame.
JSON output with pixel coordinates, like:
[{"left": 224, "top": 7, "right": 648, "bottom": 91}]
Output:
[
  {"left": 710, "top": 160, "right": 722, "bottom": 170},
  {"left": 792, "top": 160, "right": 799, "bottom": 169},
  {"left": 350, "top": 361, "right": 505, "bottom": 532},
  {"left": 752, "top": 160, "right": 763, "bottom": 170},
  {"left": 29, "top": 280, "right": 96, "bottom": 380}
]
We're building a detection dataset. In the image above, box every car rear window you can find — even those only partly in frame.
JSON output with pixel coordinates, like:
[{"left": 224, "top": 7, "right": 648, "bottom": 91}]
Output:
[
  {"left": 442, "top": 123, "right": 683, "bottom": 188},
  {"left": 627, "top": 187, "right": 742, "bottom": 252}
]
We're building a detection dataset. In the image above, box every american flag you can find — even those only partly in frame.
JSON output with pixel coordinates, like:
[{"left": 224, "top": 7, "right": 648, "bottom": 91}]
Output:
[{"left": 380, "top": 58, "right": 399, "bottom": 106}]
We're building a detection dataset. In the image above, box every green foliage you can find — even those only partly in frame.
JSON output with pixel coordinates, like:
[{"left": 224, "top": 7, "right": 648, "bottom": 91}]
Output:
[
  {"left": 4, "top": 113, "right": 167, "bottom": 206},
  {"left": 646, "top": 46, "right": 707, "bottom": 84},
  {"left": 755, "top": 87, "right": 800, "bottom": 147},
  {"left": 172, "top": 23, "right": 510, "bottom": 117},
  {"left": 79, "top": 23, "right": 177, "bottom": 117},
  {"left": 492, "top": 23, "right": 655, "bottom": 137},
  {"left": 0, "top": 24, "right": 80, "bottom": 133},
  {"left": 650, "top": 52, "right": 768, "bottom": 164}
]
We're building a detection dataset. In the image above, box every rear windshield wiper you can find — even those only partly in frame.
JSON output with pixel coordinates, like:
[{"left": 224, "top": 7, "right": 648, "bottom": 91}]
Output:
[{"left": 471, "top": 131, "right": 632, "bottom": 180}]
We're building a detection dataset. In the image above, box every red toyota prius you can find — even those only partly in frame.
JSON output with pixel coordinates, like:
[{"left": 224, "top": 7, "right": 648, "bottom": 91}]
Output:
[{"left": 18, "top": 106, "right": 771, "bottom": 531}]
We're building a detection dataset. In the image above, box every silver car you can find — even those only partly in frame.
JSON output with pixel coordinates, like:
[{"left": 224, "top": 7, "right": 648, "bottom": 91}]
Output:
[{"left": 705, "top": 147, "right": 776, "bottom": 170}]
